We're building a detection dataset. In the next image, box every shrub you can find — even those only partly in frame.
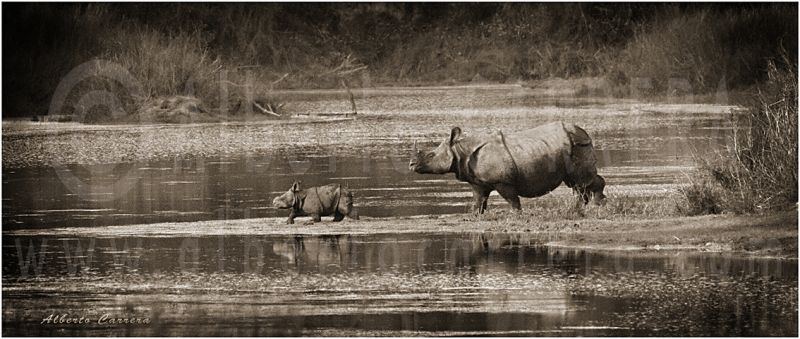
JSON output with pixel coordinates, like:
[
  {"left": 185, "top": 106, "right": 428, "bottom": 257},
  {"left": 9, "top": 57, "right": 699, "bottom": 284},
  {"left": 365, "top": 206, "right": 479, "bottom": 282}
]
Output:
[
  {"left": 3, "top": 3, "right": 797, "bottom": 120},
  {"left": 677, "top": 180, "right": 724, "bottom": 216},
  {"left": 611, "top": 5, "right": 797, "bottom": 95},
  {"left": 700, "top": 54, "right": 798, "bottom": 213}
]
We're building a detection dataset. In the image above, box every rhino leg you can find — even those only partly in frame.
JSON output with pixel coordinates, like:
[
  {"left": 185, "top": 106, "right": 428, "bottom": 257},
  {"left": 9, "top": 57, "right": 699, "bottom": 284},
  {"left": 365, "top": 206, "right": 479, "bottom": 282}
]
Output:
[
  {"left": 337, "top": 205, "right": 359, "bottom": 220},
  {"left": 310, "top": 214, "right": 322, "bottom": 222},
  {"left": 287, "top": 211, "right": 296, "bottom": 225},
  {"left": 335, "top": 191, "right": 359, "bottom": 221},
  {"left": 496, "top": 184, "right": 522, "bottom": 211},
  {"left": 470, "top": 185, "right": 492, "bottom": 214},
  {"left": 347, "top": 208, "right": 359, "bottom": 220}
]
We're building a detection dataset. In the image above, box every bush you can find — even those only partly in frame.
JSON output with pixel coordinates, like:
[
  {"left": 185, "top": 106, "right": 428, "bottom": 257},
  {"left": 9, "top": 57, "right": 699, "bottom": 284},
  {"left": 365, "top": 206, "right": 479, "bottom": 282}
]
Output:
[
  {"left": 611, "top": 5, "right": 797, "bottom": 95},
  {"left": 677, "top": 181, "right": 724, "bottom": 216},
  {"left": 698, "top": 54, "right": 798, "bottom": 213},
  {"left": 3, "top": 3, "right": 797, "bottom": 120}
]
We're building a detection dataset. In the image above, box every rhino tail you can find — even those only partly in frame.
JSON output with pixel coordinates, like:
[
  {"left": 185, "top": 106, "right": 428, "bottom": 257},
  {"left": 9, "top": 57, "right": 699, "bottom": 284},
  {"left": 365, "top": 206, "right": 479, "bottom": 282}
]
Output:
[
  {"left": 335, "top": 187, "right": 355, "bottom": 210},
  {"left": 344, "top": 190, "right": 354, "bottom": 207},
  {"left": 342, "top": 189, "right": 359, "bottom": 220}
]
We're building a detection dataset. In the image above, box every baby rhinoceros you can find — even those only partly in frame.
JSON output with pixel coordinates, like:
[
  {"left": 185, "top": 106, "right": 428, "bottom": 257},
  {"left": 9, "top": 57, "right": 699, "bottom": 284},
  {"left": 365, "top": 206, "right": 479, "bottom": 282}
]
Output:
[{"left": 272, "top": 181, "right": 359, "bottom": 224}]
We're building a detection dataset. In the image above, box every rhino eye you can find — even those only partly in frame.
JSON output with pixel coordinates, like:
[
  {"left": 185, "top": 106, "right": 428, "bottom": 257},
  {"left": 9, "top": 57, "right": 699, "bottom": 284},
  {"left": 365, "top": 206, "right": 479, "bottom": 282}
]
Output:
[{"left": 426, "top": 153, "right": 435, "bottom": 159}]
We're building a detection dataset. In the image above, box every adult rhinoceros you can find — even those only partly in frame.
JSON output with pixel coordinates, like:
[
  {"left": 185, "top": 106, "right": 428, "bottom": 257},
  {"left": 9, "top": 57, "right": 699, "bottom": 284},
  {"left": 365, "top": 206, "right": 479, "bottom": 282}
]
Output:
[{"left": 409, "top": 121, "right": 606, "bottom": 213}]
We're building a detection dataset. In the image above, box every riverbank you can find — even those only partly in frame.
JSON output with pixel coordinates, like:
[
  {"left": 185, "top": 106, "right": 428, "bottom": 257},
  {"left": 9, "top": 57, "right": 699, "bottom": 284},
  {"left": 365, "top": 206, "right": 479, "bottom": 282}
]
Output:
[{"left": 8, "top": 209, "right": 796, "bottom": 258}]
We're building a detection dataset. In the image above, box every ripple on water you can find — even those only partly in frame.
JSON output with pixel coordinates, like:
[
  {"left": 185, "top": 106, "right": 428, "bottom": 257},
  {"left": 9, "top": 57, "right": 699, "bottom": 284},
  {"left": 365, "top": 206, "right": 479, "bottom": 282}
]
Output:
[{"left": 2, "top": 233, "right": 796, "bottom": 336}]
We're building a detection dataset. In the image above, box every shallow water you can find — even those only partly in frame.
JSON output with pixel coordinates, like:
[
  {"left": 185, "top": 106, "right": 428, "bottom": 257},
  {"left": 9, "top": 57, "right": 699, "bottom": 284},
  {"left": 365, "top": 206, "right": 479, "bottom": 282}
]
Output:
[
  {"left": 2, "top": 232, "right": 797, "bottom": 336},
  {"left": 3, "top": 86, "right": 733, "bottom": 229},
  {"left": 6, "top": 86, "right": 786, "bottom": 336}
]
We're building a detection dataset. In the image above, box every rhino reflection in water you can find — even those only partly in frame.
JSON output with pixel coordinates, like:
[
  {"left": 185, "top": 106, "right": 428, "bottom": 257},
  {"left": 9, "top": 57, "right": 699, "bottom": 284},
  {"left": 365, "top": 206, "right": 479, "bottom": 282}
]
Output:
[
  {"left": 272, "top": 235, "right": 354, "bottom": 267},
  {"left": 409, "top": 121, "right": 606, "bottom": 213},
  {"left": 272, "top": 181, "right": 359, "bottom": 224}
]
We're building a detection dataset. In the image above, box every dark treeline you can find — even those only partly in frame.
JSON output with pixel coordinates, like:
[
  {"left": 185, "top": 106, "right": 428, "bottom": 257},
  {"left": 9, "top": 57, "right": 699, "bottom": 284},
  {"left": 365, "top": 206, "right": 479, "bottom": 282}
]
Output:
[{"left": 3, "top": 3, "right": 797, "bottom": 117}]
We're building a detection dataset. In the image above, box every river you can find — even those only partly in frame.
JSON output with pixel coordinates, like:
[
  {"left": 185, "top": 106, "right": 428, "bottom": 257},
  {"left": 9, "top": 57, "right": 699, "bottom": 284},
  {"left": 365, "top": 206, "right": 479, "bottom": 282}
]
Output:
[{"left": 4, "top": 85, "right": 794, "bottom": 336}]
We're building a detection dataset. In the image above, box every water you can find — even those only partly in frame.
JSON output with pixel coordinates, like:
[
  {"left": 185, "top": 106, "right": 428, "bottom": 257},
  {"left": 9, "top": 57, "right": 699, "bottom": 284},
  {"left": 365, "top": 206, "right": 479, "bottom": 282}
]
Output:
[
  {"left": 2, "top": 232, "right": 797, "bottom": 336},
  {"left": 3, "top": 85, "right": 733, "bottom": 229},
  {"left": 5, "top": 86, "right": 790, "bottom": 336}
]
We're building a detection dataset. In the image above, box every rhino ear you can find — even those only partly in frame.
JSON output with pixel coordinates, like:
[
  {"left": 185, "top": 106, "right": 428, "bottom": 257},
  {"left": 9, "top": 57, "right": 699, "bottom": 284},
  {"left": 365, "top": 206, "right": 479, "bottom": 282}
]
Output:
[
  {"left": 449, "top": 127, "right": 462, "bottom": 145},
  {"left": 291, "top": 181, "right": 301, "bottom": 192}
]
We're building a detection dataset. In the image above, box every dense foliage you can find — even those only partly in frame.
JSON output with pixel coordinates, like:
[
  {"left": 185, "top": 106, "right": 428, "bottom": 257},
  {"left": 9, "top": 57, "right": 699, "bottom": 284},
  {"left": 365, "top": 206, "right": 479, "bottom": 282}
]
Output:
[
  {"left": 3, "top": 3, "right": 796, "bottom": 117},
  {"left": 678, "top": 48, "right": 797, "bottom": 214}
]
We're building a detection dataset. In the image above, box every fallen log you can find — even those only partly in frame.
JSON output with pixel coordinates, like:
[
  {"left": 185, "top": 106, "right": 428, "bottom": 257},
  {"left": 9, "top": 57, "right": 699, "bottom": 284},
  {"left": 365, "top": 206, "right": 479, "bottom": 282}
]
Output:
[{"left": 253, "top": 102, "right": 281, "bottom": 117}]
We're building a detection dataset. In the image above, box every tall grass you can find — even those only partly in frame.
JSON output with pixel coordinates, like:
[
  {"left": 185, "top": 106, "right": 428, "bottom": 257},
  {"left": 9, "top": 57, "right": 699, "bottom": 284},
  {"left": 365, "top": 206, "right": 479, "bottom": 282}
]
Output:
[
  {"left": 685, "top": 54, "right": 798, "bottom": 213},
  {"left": 467, "top": 193, "right": 682, "bottom": 225},
  {"left": 3, "top": 4, "right": 338, "bottom": 121},
  {"left": 611, "top": 5, "right": 797, "bottom": 95},
  {"left": 677, "top": 180, "right": 724, "bottom": 216},
  {"left": 3, "top": 3, "right": 797, "bottom": 120},
  {"left": 717, "top": 57, "right": 797, "bottom": 212}
]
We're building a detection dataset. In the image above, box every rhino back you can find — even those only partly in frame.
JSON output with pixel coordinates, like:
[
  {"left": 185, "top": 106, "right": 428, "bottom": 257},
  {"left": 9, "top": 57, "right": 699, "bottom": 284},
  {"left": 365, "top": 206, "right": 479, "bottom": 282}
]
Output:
[
  {"left": 455, "top": 123, "right": 569, "bottom": 188},
  {"left": 453, "top": 135, "right": 515, "bottom": 185},
  {"left": 301, "top": 184, "right": 341, "bottom": 215},
  {"left": 501, "top": 123, "right": 572, "bottom": 196},
  {"left": 453, "top": 122, "right": 598, "bottom": 197}
]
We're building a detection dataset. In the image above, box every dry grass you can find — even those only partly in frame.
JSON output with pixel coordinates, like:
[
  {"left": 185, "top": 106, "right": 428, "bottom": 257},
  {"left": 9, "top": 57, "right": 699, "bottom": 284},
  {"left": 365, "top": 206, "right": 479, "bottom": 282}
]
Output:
[
  {"left": 611, "top": 5, "right": 796, "bottom": 95},
  {"left": 5, "top": 4, "right": 796, "bottom": 120},
  {"left": 465, "top": 193, "right": 684, "bottom": 226},
  {"left": 676, "top": 180, "right": 724, "bottom": 216},
  {"left": 78, "top": 28, "right": 284, "bottom": 123},
  {"left": 693, "top": 55, "right": 798, "bottom": 213}
]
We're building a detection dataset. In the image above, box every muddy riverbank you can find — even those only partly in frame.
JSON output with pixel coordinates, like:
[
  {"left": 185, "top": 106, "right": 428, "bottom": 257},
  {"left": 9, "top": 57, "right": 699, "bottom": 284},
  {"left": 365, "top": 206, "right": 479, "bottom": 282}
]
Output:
[{"left": 7, "top": 209, "right": 796, "bottom": 258}]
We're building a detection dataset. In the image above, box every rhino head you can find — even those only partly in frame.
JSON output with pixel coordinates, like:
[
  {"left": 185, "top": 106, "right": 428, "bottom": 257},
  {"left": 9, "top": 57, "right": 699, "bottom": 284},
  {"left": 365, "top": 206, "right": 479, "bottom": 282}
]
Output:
[
  {"left": 409, "top": 127, "right": 462, "bottom": 174},
  {"left": 272, "top": 181, "right": 302, "bottom": 209}
]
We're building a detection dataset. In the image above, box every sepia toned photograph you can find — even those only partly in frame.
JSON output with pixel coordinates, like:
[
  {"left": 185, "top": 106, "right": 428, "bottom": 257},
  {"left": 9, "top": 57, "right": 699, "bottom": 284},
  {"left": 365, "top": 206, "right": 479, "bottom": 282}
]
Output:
[{"left": 2, "top": 2, "right": 798, "bottom": 336}]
